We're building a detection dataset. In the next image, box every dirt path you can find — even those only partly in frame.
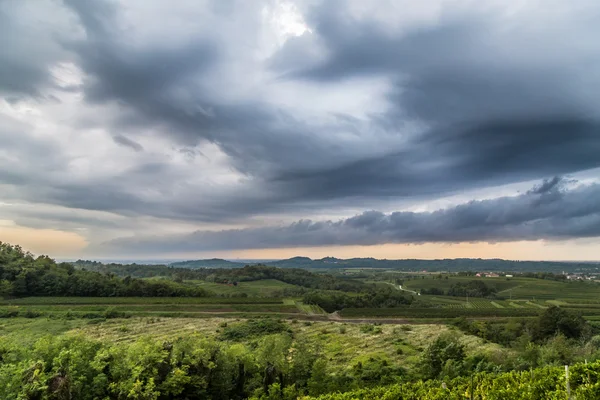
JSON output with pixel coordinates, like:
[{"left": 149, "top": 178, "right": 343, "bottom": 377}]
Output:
[{"left": 383, "top": 281, "right": 419, "bottom": 295}]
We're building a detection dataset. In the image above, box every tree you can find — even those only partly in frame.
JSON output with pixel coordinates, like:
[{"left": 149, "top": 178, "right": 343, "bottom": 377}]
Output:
[
  {"left": 307, "top": 358, "right": 329, "bottom": 396},
  {"left": 0, "top": 279, "right": 13, "bottom": 298},
  {"left": 535, "top": 306, "right": 590, "bottom": 341},
  {"left": 420, "top": 333, "right": 466, "bottom": 379}
]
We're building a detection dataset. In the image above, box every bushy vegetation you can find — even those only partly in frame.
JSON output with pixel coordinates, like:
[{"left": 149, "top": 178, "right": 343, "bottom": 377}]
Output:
[
  {"left": 453, "top": 306, "right": 592, "bottom": 346},
  {"left": 0, "top": 242, "right": 211, "bottom": 298},
  {"left": 0, "top": 331, "right": 408, "bottom": 399},
  {"left": 2, "top": 317, "right": 600, "bottom": 400}
]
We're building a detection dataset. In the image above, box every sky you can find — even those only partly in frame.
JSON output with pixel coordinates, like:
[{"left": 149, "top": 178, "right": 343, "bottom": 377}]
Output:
[{"left": 2, "top": 0, "right": 600, "bottom": 261}]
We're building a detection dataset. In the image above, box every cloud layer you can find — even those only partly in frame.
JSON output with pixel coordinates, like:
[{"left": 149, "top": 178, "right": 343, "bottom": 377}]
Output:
[
  {"left": 1, "top": 0, "right": 600, "bottom": 256},
  {"left": 102, "top": 178, "right": 600, "bottom": 254}
]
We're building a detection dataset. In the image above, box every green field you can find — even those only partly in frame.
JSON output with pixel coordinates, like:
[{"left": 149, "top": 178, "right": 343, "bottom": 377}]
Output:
[
  {"left": 0, "top": 296, "right": 285, "bottom": 305},
  {"left": 404, "top": 275, "right": 600, "bottom": 303},
  {"left": 185, "top": 279, "right": 300, "bottom": 296},
  {"left": 3, "top": 274, "right": 600, "bottom": 322},
  {"left": 404, "top": 276, "right": 518, "bottom": 293}
]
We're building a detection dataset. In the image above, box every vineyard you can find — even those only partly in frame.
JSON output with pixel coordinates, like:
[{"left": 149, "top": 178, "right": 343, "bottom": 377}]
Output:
[
  {"left": 304, "top": 361, "right": 600, "bottom": 399},
  {"left": 339, "top": 307, "right": 545, "bottom": 318},
  {"left": 403, "top": 276, "right": 600, "bottom": 304},
  {"left": 5, "top": 294, "right": 600, "bottom": 321}
]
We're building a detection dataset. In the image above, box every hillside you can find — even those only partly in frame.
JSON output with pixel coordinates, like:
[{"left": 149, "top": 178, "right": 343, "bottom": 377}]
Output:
[
  {"left": 170, "top": 258, "right": 243, "bottom": 269},
  {"left": 159, "top": 256, "right": 600, "bottom": 272}
]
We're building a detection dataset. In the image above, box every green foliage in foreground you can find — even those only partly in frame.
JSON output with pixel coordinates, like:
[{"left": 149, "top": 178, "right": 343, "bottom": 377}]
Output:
[
  {"left": 2, "top": 328, "right": 600, "bottom": 400},
  {"left": 0, "top": 326, "right": 405, "bottom": 400},
  {"left": 304, "top": 361, "right": 600, "bottom": 399}
]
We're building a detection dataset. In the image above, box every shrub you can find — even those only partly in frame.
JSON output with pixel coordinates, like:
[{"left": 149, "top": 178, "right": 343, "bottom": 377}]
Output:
[
  {"left": 103, "top": 307, "right": 128, "bottom": 319},
  {"left": 0, "top": 309, "right": 19, "bottom": 318},
  {"left": 22, "top": 310, "right": 41, "bottom": 318}
]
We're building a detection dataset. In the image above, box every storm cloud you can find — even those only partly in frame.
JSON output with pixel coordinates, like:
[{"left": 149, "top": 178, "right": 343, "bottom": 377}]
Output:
[
  {"left": 101, "top": 178, "right": 600, "bottom": 254},
  {"left": 1, "top": 0, "right": 600, "bottom": 256}
]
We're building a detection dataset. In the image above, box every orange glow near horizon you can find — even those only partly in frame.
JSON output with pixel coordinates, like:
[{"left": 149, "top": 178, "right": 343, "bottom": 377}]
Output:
[
  {"left": 195, "top": 241, "right": 600, "bottom": 262},
  {"left": 0, "top": 225, "right": 88, "bottom": 257},
  {"left": 2, "top": 224, "right": 599, "bottom": 261}
]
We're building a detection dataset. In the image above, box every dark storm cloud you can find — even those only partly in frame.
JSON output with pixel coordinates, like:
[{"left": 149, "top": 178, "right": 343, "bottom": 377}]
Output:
[
  {"left": 269, "top": 1, "right": 600, "bottom": 199},
  {"left": 0, "top": 6, "right": 47, "bottom": 97},
  {"left": 101, "top": 178, "right": 600, "bottom": 254},
  {"left": 55, "top": 0, "right": 600, "bottom": 222},
  {"left": 0, "top": 0, "right": 74, "bottom": 98},
  {"left": 276, "top": 119, "right": 600, "bottom": 201},
  {"left": 3, "top": 0, "right": 600, "bottom": 251},
  {"left": 112, "top": 135, "right": 143, "bottom": 152}
]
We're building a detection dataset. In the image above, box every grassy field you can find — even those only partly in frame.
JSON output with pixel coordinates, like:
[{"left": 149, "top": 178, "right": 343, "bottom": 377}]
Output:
[{"left": 185, "top": 279, "right": 299, "bottom": 296}]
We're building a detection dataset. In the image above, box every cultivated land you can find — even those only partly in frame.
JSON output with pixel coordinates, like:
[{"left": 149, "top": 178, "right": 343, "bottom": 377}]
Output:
[
  {"left": 4, "top": 242, "right": 600, "bottom": 399},
  {"left": 3, "top": 274, "right": 600, "bottom": 321},
  {"left": 0, "top": 316, "right": 505, "bottom": 372},
  {"left": 4, "top": 284, "right": 600, "bottom": 324}
]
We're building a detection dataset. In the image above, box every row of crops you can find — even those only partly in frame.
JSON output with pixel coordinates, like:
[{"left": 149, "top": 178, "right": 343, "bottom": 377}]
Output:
[{"left": 421, "top": 296, "right": 600, "bottom": 311}]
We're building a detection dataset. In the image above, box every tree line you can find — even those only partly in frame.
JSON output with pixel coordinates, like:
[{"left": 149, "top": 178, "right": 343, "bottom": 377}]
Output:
[
  {"left": 74, "top": 261, "right": 368, "bottom": 293},
  {"left": 0, "top": 242, "right": 211, "bottom": 298},
  {"left": 302, "top": 288, "right": 413, "bottom": 312},
  {"left": 420, "top": 280, "right": 497, "bottom": 298}
]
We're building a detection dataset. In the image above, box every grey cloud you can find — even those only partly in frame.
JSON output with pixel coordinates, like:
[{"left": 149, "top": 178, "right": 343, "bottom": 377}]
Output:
[
  {"left": 529, "top": 176, "right": 564, "bottom": 195},
  {"left": 57, "top": 0, "right": 600, "bottom": 223},
  {"left": 269, "top": 1, "right": 600, "bottom": 197},
  {"left": 0, "top": 0, "right": 74, "bottom": 98},
  {"left": 112, "top": 134, "right": 143, "bottom": 152},
  {"left": 4, "top": 0, "right": 600, "bottom": 252},
  {"left": 101, "top": 178, "right": 600, "bottom": 254}
]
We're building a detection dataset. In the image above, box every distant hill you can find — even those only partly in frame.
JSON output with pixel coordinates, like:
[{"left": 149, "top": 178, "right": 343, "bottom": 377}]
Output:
[
  {"left": 268, "top": 256, "right": 316, "bottom": 268},
  {"left": 166, "top": 256, "right": 600, "bottom": 273},
  {"left": 169, "top": 258, "right": 244, "bottom": 269}
]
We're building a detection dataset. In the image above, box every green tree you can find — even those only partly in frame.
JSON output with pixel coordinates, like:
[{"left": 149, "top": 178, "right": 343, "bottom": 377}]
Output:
[
  {"left": 307, "top": 358, "right": 330, "bottom": 396},
  {"left": 535, "top": 306, "right": 590, "bottom": 341},
  {"left": 420, "top": 333, "right": 466, "bottom": 379}
]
